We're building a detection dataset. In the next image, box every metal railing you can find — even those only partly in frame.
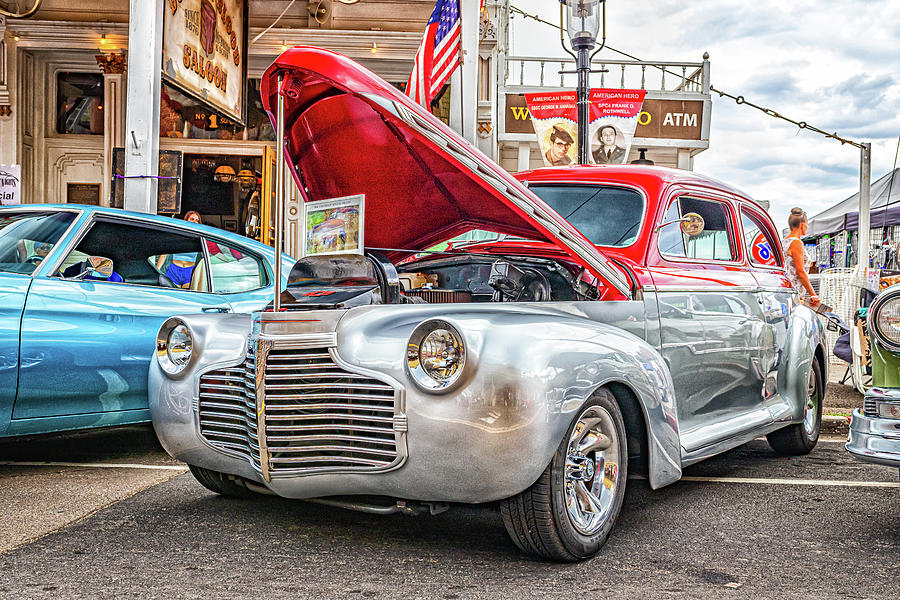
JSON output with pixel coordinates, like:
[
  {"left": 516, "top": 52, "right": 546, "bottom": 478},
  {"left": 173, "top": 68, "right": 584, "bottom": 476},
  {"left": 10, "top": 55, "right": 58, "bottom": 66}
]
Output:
[{"left": 504, "top": 55, "right": 707, "bottom": 94}]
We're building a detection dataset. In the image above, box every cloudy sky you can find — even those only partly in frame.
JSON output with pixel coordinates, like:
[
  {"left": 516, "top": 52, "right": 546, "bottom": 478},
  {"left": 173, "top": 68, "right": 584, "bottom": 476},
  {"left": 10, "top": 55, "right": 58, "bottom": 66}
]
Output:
[{"left": 508, "top": 0, "right": 900, "bottom": 229}]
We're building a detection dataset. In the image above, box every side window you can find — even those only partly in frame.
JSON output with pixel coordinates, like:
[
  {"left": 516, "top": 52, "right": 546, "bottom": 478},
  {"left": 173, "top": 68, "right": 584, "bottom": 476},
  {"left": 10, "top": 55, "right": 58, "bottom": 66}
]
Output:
[
  {"left": 204, "top": 239, "right": 267, "bottom": 294},
  {"left": 658, "top": 196, "right": 736, "bottom": 261},
  {"left": 658, "top": 200, "right": 685, "bottom": 257},
  {"left": 741, "top": 209, "right": 781, "bottom": 267},
  {"left": 59, "top": 219, "right": 203, "bottom": 287}
]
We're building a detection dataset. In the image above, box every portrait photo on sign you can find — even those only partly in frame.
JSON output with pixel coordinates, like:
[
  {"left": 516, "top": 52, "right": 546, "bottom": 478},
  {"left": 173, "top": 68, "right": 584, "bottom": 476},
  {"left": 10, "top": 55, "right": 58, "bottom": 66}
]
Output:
[
  {"left": 539, "top": 122, "right": 577, "bottom": 167},
  {"left": 591, "top": 123, "right": 628, "bottom": 164},
  {"left": 302, "top": 194, "right": 364, "bottom": 257}
]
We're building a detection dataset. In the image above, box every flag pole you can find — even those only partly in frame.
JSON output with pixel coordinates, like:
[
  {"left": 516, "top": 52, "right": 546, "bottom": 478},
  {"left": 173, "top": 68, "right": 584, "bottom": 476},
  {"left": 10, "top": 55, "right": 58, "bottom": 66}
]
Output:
[{"left": 458, "top": 33, "right": 465, "bottom": 137}]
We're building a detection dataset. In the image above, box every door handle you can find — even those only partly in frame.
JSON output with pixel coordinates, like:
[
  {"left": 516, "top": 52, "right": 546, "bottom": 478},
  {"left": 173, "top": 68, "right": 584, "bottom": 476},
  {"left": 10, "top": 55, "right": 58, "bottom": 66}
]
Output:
[{"left": 202, "top": 306, "right": 231, "bottom": 313}]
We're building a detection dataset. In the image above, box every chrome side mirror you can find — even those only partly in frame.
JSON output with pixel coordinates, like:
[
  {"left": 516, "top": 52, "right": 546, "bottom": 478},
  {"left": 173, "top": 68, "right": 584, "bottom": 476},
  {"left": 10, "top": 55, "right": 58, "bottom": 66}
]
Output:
[
  {"left": 679, "top": 213, "right": 705, "bottom": 236},
  {"left": 655, "top": 212, "right": 705, "bottom": 237}
]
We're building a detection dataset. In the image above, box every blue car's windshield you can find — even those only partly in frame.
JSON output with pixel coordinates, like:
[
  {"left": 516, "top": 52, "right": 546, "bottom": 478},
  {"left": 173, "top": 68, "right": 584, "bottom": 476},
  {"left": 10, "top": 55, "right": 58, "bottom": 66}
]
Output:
[
  {"left": 0, "top": 211, "right": 77, "bottom": 275},
  {"left": 527, "top": 184, "right": 645, "bottom": 247}
]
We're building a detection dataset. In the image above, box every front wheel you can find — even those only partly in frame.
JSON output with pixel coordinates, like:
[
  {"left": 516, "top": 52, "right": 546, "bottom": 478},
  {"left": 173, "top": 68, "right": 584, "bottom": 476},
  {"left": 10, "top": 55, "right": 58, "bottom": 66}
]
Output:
[
  {"left": 767, "top": 357, "right": 823, "bottom": 455},
  {"left": 500, "top": 388, "right": 628, "bottom": 562}
]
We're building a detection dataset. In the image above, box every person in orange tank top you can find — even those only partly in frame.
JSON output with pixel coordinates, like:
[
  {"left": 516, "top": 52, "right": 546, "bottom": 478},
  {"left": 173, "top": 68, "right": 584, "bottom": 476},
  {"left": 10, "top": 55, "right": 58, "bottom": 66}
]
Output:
[{"left": 783, "top": 207, "right": 819, "bottom": 307}]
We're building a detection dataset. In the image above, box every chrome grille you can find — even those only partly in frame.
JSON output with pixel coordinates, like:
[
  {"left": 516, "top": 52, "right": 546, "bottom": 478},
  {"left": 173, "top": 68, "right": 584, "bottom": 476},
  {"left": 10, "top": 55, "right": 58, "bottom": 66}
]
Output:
[
  {"left": 863, "top": 395, "right": 877, "bottom": 417},
  {"left": 262, "top": 347, "right": 400, "bottom": 472},
  {"left": 197, "top": 342, "right": 402, "bottom": 475},
  {"left": 198, "top": 346, "right": 259, "bottom": 466}
]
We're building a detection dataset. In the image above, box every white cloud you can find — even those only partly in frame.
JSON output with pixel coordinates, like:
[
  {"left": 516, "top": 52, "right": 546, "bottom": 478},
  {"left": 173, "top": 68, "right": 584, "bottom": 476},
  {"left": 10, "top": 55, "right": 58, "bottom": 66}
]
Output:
[{"left": 508, "top": 0, "right": 900, "bottom": 229}]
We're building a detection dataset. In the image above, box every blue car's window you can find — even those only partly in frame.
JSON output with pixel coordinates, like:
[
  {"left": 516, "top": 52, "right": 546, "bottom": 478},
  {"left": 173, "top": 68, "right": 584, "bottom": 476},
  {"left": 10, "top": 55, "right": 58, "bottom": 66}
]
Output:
[
  {"left": 61, "top": 218, "right": 203, "bottom": 287},
  {"left": 0, "top": 211, "right": 76, "bottom": 275},
  {"left": 527, "top": 184, "right": 645, "bottom": 247},
  {"left": 204, "top": 239, "right": 267, "bottom": 293}
]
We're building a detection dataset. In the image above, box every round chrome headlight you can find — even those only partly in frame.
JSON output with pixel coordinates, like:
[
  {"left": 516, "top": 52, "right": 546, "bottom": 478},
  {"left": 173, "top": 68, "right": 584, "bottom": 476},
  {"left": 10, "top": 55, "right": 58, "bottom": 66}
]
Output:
[
  {"left": 406, "top": 320, "right": 466, "bottom": 392},
  {"left": 157, "top": 318, "right": 194, "bottom": 376},
  {"left": 869, "top": 287, "right": 900, "bottom": 352}
]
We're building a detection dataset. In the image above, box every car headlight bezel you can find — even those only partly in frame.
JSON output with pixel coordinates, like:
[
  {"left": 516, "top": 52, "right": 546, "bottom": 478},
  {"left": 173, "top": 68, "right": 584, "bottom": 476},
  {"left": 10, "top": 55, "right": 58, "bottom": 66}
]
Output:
[
  {"left": 406, "top": 319, "right": 467, "bottom": 393},
  {"left": 156, "top": 317, "right": 195, "bottom": 377},
  {"left": 868, "top": 287, "right": 900, "bottom": 353}
]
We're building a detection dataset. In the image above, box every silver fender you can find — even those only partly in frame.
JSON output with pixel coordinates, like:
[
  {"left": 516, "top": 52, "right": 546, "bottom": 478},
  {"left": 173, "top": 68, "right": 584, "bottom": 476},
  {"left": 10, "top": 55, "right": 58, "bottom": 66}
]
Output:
[
  {"left": 338, "top": 304, "right": 682, "bottom": 494},
  {"left": 778, "top": 304, "right": 828, "bottom": 423},
  {"left": 150, "top": 313, "right": 253, "bottom": 468}
]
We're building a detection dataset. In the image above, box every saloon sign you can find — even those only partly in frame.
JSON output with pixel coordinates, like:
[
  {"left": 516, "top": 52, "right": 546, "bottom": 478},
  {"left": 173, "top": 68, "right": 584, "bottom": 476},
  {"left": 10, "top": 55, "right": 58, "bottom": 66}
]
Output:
[
  {"left": 506, "top": 95, "right": 704, "bottom": 141},
  {"left": 163, "top": 0, "right": 247, "bottom": 123}
]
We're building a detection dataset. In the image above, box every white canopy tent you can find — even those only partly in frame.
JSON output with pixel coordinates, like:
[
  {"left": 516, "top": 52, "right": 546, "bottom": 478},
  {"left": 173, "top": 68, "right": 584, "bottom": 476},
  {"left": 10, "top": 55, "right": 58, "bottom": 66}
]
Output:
[{"left": 807, "top": 169, "right": 900, "bottom": 237}]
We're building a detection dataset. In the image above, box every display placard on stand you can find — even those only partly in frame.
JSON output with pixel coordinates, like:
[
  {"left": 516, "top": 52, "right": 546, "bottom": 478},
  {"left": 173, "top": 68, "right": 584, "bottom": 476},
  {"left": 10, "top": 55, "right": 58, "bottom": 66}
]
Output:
[{"left": 300, "top": 194, "right": 365, "bottom": 258}]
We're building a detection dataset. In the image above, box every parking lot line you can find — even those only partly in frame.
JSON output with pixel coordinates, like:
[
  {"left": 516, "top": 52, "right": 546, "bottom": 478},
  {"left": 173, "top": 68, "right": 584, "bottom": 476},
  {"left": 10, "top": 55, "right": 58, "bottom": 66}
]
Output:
[
  {"left": 0, "top": 460, "right": 188, "bottom": 471},
  {"left": 680, "top": 476, "right": 900, "bottom": 488}
]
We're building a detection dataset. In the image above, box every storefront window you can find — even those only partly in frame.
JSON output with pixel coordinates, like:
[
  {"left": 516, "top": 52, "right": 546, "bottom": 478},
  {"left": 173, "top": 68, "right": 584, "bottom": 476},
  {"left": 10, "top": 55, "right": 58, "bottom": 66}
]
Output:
[
  {"left": 160, "top": 80, "right": 274, "bottom": 141},
  {"left": 56, "top": 73, "right": 104, "bottom": 135}
]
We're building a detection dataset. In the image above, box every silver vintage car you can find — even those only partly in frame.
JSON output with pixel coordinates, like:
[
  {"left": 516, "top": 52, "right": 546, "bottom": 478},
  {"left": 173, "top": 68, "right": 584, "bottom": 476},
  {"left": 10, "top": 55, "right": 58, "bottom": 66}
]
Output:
[{"left": 150, "top": 47, "right": 827, "bottom": 561}]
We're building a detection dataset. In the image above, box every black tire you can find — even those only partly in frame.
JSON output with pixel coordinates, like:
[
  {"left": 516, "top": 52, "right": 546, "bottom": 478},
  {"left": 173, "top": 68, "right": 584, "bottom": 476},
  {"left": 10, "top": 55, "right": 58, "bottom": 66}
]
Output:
[
  {"left": 188, "top": 464, "right": 256, "bottom": 498},
  {"left": 767, "top": 357, "right": 823, "bottom": 455},
  {"left": 499, "top": 388, "right": 628, "bottom": 562}
]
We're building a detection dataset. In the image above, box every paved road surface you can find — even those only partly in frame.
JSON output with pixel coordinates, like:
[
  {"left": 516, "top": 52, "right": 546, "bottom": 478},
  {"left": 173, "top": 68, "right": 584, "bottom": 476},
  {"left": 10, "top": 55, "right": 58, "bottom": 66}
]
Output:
[{"left": 0, "top": 427, "right": 897, "bottom": 599}]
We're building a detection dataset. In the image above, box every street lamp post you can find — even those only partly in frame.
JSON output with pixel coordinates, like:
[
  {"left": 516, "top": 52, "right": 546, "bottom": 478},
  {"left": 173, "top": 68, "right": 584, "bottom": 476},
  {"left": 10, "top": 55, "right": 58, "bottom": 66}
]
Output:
[{"left": 561, "top": 0, "right": 604, "bottom": 165}]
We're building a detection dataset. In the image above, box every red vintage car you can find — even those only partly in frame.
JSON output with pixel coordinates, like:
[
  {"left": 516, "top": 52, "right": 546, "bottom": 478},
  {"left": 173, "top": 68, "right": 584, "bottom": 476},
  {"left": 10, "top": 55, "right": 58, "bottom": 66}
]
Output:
[{"left": 150, "top": 47, "right": 827, "bottom": 561}]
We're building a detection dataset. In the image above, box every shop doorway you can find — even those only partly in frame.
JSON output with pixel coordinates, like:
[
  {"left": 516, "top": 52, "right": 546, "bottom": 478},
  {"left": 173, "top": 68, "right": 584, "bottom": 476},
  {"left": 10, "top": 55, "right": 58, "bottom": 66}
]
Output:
[{"left": 179, "top": 153, "right": 263, "bottom": 240}]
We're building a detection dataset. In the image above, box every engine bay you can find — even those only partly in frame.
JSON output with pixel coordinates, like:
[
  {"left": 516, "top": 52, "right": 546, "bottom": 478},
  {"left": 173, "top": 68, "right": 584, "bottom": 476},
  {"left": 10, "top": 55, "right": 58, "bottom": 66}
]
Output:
[
  {"left": 278, "top": 251, "right": 603, "bottom": 310},
  {"left": 397, "top": 254, "right": 598, "bottom": 303}
]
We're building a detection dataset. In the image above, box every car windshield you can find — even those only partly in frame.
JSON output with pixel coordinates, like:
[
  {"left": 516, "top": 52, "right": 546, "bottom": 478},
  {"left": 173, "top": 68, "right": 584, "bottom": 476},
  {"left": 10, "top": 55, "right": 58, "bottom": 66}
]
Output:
[
  {"left": 0, "top": 211, "right": 77, "bottom": 275},
  {"left": 527, "top": 184, "right": 644, "bottom": 247}
]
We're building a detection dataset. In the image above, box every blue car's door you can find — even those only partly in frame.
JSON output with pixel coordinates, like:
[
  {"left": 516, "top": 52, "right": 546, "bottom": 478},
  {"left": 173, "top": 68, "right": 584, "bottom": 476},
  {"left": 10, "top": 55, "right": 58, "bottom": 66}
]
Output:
[
  {"left": 0, "top": 273, "right": 29, "bottom": 435},
  {"left": 14, "top": 278, "right": 231, "bottom": 420},
  {"left": 12, "top": 216, "right": 236, "bottom": 422},
  {"left": 0, "top": 207, "right": 83, "bottom": 434}
]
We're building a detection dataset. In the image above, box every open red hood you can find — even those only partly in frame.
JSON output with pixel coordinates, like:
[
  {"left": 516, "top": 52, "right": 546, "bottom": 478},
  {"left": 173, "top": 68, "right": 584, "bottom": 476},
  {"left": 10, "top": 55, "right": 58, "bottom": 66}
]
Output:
[{"left": 260, "top": 46, "right": 630, "bottom": 298}]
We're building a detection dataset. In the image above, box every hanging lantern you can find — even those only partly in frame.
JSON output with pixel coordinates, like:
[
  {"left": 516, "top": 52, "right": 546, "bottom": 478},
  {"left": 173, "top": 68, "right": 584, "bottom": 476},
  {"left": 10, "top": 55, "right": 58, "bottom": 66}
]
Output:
[
  {"left": 236, "top": 168, "right": 257, "bottom": 188},
  {"left": 214, "top": 165, "right": 236, "bottom": 183}
]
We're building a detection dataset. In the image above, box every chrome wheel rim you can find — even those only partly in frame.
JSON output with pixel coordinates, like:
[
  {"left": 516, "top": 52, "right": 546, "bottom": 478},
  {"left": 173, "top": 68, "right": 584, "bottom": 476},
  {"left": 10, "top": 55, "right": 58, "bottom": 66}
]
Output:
[
  {"left": 803, "top": 367, "right": 819, "bottom": 435},
  {"left": 563, "top": 405, "right": 621, "bottom": 536}
]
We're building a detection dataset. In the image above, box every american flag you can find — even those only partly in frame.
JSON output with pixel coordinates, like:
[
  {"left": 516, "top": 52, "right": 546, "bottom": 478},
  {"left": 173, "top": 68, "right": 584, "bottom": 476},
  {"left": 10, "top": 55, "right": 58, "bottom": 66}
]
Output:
[{"left": 405, "top": 0, "right": 462, "bottom": 107}]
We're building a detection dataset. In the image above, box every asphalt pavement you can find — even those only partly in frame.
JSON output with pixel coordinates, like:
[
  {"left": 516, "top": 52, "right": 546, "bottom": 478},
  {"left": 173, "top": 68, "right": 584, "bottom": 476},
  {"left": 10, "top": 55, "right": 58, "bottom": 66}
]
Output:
[{"left": 0, "top": 425, "right": 898, "bottom": 599}]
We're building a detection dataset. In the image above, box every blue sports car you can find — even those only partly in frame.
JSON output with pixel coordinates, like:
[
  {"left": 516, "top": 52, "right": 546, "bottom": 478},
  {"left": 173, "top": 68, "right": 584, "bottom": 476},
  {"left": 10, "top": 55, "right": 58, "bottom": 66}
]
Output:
[{"left": 0, "top": 204, "right": 288, "bottom": 438}]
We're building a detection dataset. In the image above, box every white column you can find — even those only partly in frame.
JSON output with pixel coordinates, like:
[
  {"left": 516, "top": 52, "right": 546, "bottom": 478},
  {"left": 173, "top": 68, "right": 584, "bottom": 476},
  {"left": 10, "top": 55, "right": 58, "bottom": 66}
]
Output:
[
  {"left": 676, "top": 148, "right": 693, "bottom": 170},
  {"left": 0, "top": 16, "right": 15, "bottom": 166},
  {"left": 517, "top": 142, "right": 530, "bottom": 172},
  {"left": 97, "top": 54, "right": 127, "bottom": 207},
  {"left": 449, "top": 0, "right": 479, "bottom": 144},
  {"left": 123, "top": 0, "right": 164, "bottom": 213}
]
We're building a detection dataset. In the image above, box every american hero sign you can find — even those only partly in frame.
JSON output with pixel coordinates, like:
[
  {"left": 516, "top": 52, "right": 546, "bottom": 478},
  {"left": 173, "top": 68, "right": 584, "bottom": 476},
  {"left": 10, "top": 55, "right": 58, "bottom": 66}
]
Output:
[
  {"left": 163, "top": 0, "right": 247, "bottom": 123},
  {"left": 505, "top": 95, "right": 704, "bottom": 141}
]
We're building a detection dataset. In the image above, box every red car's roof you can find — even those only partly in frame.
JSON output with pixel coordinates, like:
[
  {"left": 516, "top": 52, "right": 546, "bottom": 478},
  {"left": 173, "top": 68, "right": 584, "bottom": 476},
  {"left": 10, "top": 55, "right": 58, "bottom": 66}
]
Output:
[
  {"left": 515, "top": 164, "right": 770, "bottom": 265},
  {"left": 515, "top": 163, "right": 749, "bottom": 197}
]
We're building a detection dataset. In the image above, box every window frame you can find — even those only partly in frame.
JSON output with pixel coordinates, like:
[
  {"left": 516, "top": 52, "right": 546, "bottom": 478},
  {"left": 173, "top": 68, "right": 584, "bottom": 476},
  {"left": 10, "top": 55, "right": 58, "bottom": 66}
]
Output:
[
  {"left": 655, "top": 193, "right": 741, "bottom": 265},
  {"left": 740, "top": 204, "right": 784, "bottom": 270},
  {"left": 201, "top": 236, "right": 270, "bottom": 294}
]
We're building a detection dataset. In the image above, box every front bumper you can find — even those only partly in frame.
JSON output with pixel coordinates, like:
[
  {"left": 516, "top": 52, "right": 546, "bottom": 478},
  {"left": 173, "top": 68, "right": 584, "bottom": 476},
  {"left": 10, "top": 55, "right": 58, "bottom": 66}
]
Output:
[{"left": 846, "top": 408, "right": 900, "bottom": 468}]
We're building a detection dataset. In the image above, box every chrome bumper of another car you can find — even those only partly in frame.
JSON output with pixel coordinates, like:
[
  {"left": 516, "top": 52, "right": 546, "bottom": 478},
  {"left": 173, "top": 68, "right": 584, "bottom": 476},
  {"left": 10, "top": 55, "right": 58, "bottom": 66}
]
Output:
[{"left": 846, "top": 408, "right": 900, "bottom": 468}]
